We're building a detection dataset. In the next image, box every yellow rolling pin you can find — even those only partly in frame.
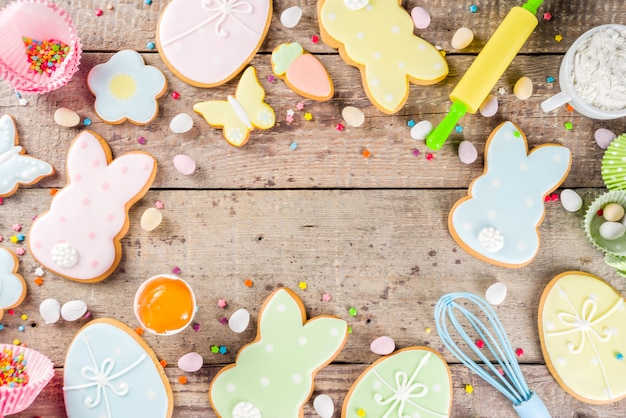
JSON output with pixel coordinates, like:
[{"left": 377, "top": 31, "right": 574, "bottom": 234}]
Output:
[{"left": 426, "top": 0, "right": 544, "bottom": 150}]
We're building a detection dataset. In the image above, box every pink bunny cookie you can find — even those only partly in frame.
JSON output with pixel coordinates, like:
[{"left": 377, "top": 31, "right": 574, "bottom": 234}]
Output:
[{"left": 28, "top": 131, "right": 157, "bottom": 282}]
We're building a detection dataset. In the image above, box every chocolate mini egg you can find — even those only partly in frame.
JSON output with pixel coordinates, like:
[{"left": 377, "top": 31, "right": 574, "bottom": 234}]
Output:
[
  {"left": 134, "top": 274, "right": 196, "bottom": 335},
  {"left": 514, "top": 76, "right": 533, "bottom": 100},
  {"left": 599, "top": 221, "right": 626, "bottom": 241},
  {"left": 603, "top": 202, "right": 625, "bottom": 222}
]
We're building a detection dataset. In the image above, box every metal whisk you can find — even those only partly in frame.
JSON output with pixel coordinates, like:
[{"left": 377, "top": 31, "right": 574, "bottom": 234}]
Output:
[{"left": 434, "top": 292, "right": 551, "bottom": 418}]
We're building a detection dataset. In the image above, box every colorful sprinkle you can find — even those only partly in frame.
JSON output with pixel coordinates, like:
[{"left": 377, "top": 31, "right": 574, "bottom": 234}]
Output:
[
  {"left": 17, "top": 325, "right": 24, "bottom": 332},
  {"left": 107, "top": 4, "right": 114, "bottom": 10},
  {"left": 144, "top": 0, "right": 153, "bottom": 4},
  {"left": 244, "top": 279, "right": 253, "bottom": 287},
  {"left": 211, "top": 345, "right": 219, "bottom": 354},
  {"left": 137, "top": 136, "right": 146, "bottom": 145},
  {"left": 15, "top": 247, "right": 25, "bottom": 256},
  {"left": 15, "top": 233, "right": 25, "bottom": 242},
  {"left": 218, "top": 299, "right": 227, "bottom": 308},
  {"left": 298, "top": 281, "right": 307, "bottom": 290},
  {"left": 146, "top": 42, "right": 155, "bottom": 50},
  {"left": 348, "top": 326, "right": 352, "bottom": 334},
  {"left": 407, "top": 119, "right": 416, "bottom": 128},
  {"left": 35, "top": 267, "right": 44, "bottom": 277},
  {"left": 135, "top": 327, "right": 144, "bottom": 335},
  {"left": 412, "top": 148, "right": 420, "bottom": 157},
  {"left": 34, "top": 278, "right": 43, "bottom": 286},
  {"left": 20, "top": 314, "right": 27, "bottom": 320},
  {"left": 267, "top": 74, "right": 275, "bottom": 83},
  {"left": 348, "top": 307, "right": 357, "bottom": 317},
  {"left": 336, "top": 123, "right": 345, "bottom": 131},
  {"left": 475, "top": 339, "right": 485, "bottom": 348},
  {"left": 616, "top": 352, "right": 624, "bottom": 361},
  {"left": 515, "top": 348, "right": 524, "bottom": 357},
  {"left": 12, "top": 224, "right": 21, "bottom": 232},
  {"left": 0, "top": 347, "right": 30, "bottom": 387},
  {"left": 83, "top": 118, "right": 92, "bottom": 126},
  {"left": 425, "top": 327, "right": 432, "bottom": 333},
  {"left": 425, "top": 153, "right": 434, "bottom": 161},
  {"left": 465, "top": 383, "right": 474, "bottom": 393},
  {"left": 555, "top": 34, "right": 563, "bottom": 42},
  {"left": 286, "top": 109, "right": 295, "bottom": 117},
  {"left": 95, "top": 8, "right": 103, "bottom": 16},
  {"left": 159, "top": 359, "right": 168, "bottom": 367},
  {"left": 543, "top": 12, "right": 552, "bottom": 21},
  {"left": 564, "top": 121, "right": 573, "bottom": 130},
  {"left": 219, "top": 346, "right": 228, "bottom": 354},
  {"left": 469, "top": 4, "right": 478, "bottom": 13},
  {"left": 12, "top": 339, "right": 20, "bottom": 345},
  {"left": 219, "top": 317, "right": 228, "bottom": 325},
  {"left": 362, "top": 149, "right": 372, "bottom": 158},
  {"left": 192, "top": 323, "right": 201, "bottom": 331},
  {"left": 296, "top": 102, "right": 305, "bottom": 111},
  {"left": 322, "top": 293, "right": 331, "bottom": 302},
  {"left": 597, "top": 209, "right": 604, "bottom": 217},
  {"left": 171, "top": 266, "right": 181, "bottom": 275},
  {"left": 290, "top": 142, "right": 298, "bottom": 150},
  {"left": 546, "top": 76, "right": 555, "bottom": 83},
  {"left": 10, "top": 236, "right": 18, "bottom": 244},
  {"left": 171, "top": 91, "right": 181, "bottom": 100},
  {"left": 155, "top": 200, "right": 164, "bottom": 209},
  {"left": 303, "top": 112, "right": 313, "bottom": 121},
  {"left": 311, "top": 34, "right": 320, "bottom": 44},
  {"left": 454, "top": 125, "right": 463, "bottom": 133},
  {"left": 178, "top": 375, "right": 187, "bottom": 384},
  {"left": 565, "top": 104, "right": 574, "bottom": 112}
]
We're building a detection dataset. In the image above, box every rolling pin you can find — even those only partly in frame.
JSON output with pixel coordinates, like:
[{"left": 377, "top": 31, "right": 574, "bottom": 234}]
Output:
[{"left": 426, "top": 0, "right": 544, "bottom": 151}]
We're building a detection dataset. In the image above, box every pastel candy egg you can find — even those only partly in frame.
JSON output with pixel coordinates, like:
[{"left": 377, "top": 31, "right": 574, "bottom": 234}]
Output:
[
  {"left": 170, "top": 113, "right": 194, "bottom": 134},
  {"left": 280, "top": 6, "right": 302, "bottom": 28},
  {"left": 599, "top": 221, "right": 626, "bottom": 240},
  {"left": 39, "top": 298, "right": 61, "bottom": 324},
  {"left": 141, "top": 207, "right": 163, "bottom": 231},
  {"left": 313, "top": 394, "right": 334, "bottom": 418},
  {"left": 485, "top": 282, "right": 507, "bottom": 305},
  {"left": 410, "top": 7, "right": 431, "bottom": 29},
  {"left": 595, "top": 128, "right": 617, "bottom": 149},
  {"left": 560, "top": 189, "right": 583, "bottom": 212},
  {"left": 458, "top": 140, "right": 478, "bottom": 164},
  {"left": 370, "top": 335, "right": 395, "bottom": 355},
  {"left": 173, "top": 154, "right": 196, "bottom": 175},
  {"left": 54, "top": 107, "right": 80, "bottom": 127},
  {"left": 539, "top": 272, "right": 626, "bottom": 403},
  {"left": 342, "top": 106, "right": 365, "bottom": 127},
  {"left": 603, "top": 203, "right": 625, "bottom": 222},
  {"left": 178, "top": 352, "right": 203, "bottom": 373},
  {"left": 514, "top": 76, "right": 533, "bottom": 100},
  {"left": 410, "top": 120, "right": 433, "bottom": 140},
  {"left": 61, "top": 300, "right": 87, "bottom": 321},
  {"left": 228, "top": 308, "right": 251, "bottom": 333},
  {"left": 451, "top": 27, "right": 474, "bottom": 50},
  {"left": 479, "top": 94, "right": 498, "bottom": 117}
]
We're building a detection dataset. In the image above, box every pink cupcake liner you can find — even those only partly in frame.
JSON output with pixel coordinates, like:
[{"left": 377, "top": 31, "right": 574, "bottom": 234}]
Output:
[
  {"left": 0, "top": 343, "right": 54, "bottom": 416},
  {"left": 0, "top": 0, "right": 82, "bottom": 94}
]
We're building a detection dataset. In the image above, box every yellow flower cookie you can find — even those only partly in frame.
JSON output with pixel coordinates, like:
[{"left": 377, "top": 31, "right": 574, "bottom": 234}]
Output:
[{"left": 318, "top": 0, "right": 448, "bottom": 114}]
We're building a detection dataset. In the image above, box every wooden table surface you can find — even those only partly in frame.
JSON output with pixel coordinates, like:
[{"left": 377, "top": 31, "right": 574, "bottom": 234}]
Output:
[{"left": 1, "top": 0, "right": 626, "bottom": 416}]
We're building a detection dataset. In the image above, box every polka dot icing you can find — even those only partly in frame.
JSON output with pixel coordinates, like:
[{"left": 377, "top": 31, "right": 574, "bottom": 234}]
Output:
[
  {"left": 87, "top": 50, "right": 166, "bottom": 125},
  {"left": 28, "top": 131, "right": 157, "bottom": 282},
  {"left": 209, "top": 288, "right": 348, "bottom": 416},
  {"left": 449, "top": 122, "right": 571, "bottom": 267}
]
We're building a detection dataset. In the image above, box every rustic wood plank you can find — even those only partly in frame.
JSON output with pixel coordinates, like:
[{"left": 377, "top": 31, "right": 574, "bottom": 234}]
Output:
[
  {"left": 14, "top": 364, "right": 626, "bottom": 417},
  {"left": 0, "top": 54, "right": 619, "bottom": 190}
]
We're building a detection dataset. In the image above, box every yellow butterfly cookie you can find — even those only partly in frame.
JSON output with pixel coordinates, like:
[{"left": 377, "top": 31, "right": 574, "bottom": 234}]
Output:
[
  {"left": 194, "top": 66, "right": 275, "bottom": 147},
  {"left": 318, "top": 0, "right": 448, "bottom": 114}
]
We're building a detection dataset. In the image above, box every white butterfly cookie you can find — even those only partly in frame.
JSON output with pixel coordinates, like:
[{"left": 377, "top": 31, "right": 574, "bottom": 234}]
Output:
[
  {"left": 449, "top": 121, "right": 572, "bottom": 267},
  {"left": 209, "top": 287, "right": 348, "bottom": 417},
  {"left": 193, "top": 66, "right": 275, "bottom": 147},
  {"left": 0, "top": 114, "right": 54, "bottom": 197}
]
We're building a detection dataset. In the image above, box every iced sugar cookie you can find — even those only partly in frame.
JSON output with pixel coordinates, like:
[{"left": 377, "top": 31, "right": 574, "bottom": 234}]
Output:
[
  {"left": 449, "top": 121, "right": 571, "bottom": 268},
  {"left": 343, "top": 347, "right": 452, "bottom": 418},
  {"left": 0, "top": 247, "right": 26, "bottom": 320},
  {"left": 271, "top": 42, "right": 334, "bottom": 101},
  {"left": 87, "top": 50, "right": 167, "bottom": 125},
  {"left": 209, "top": 288, "right": 348, "bottom": 417},
  {"left": 318, "top": 0, "right": 448, "bottom": 114},
  {"left": 28, "top": 130, "right": 157, "bottom": 282},
  {"left": 539, "top": 272, "right": 626, "bottom": 404},
  {"left": 194, "top": 66, "right": 275, "bottom": 147},
  {"left": 157, "top": 0, "right": 272, "bottom": 87},
  {"left": 63, "top": 318, "right": 173, "bottom": 417},
  {"left": 0, "top": 114, "right": 54, "bottom": 197}
]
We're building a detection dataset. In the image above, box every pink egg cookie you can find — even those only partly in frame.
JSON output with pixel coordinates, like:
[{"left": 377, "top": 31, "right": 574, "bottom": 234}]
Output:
[
  {"left": 157, "top": 0, "right": 272, "bottom": 87},
  {"left": 28, "top": 131, "right": 157, "bottom": 282}
]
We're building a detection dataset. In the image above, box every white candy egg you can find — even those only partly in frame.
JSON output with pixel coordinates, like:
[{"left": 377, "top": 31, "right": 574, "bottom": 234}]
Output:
[
  {"left": 39, "top": 298, "right": 61, "bottom": 324},
  {"left": 228, "top": 308, "right": 250, "bottom": 333},
  {"left": 173, "top": 154, "right": 196, "bottom": 175},
  {"left": 280, "top": 6, "right": 302, "bottom": 28},
  {"left": 451, "top": 27, "right": 474, "bottom": 50},
  {"left": 485, "top": 282, "right": 507, "bottom": 305},
  {"left": 560, "top": 189, "right": 583, "bottom": 212},
  {"left": 170, "top": 113, "right": 194, "bottom": 134},
  {"left": 514, "top": 77, "right": 533, "bottom": 100},
  {"left": 313, "top": 394, "right": 335, "bottom": 418},
  {"left": 595, "top": 128, "right": 617, "bottom": 149},
  {"left": 54, "top": 107, "right": 80, "bottom": 127},
  {"left": 61, "top": 300, "right": 88, "bottom": 321},
  {"left": 342, "top": 106, "right": 365, "bottom": 127},
  {"left": 178, "top": 352, "right": 204, "bottom": 373},
  {"left": 599, "top": 221, "right": 626, "bottom": 241},
  {"left": 410, "top": 120, "right": 433, "bottom": 140},
  {"left": 479, "top": 94, "right": 498, "bottom": 117},
  {"left": 370, "top": 336, "right": 396, "bottom": 355},
  {"left": 141, "top": 207, "right": 163, "bottom": 231},
  {"left": 458, "top": 140, "right": 478, "bottom": 164},
  {"left": 411, "top": 7, "right": 431, "bottom": 30}
]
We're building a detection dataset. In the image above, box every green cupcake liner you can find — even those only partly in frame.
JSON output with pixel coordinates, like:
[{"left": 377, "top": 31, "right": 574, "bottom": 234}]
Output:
[
  {"left": 604, "top": 253, "right": 626, "bottom": 270},
  {"left": 602, "top": 134, "right": 626, "bottom": 190},
  {"left": 584, "top": 190, "right": 626, "bottom": 256}
]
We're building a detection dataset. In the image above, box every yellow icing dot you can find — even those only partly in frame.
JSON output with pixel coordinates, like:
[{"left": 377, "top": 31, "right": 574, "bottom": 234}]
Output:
[
  {"left": 357, "top": 408, "right": 366, "bottom": 417},
  {"left": 109, "top": 74, "right": 136, "bottom": 99}
]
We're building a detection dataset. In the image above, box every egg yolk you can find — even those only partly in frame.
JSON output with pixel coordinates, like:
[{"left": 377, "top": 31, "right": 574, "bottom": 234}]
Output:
[{"left": 136, "top": 277, "right": 194, "bottom": 334}]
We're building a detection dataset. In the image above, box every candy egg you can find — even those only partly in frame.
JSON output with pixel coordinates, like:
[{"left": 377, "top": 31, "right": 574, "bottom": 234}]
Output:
[
  {"left": 178, "top": 352, "right": 204, "bottom": 373},
  {"left": 141, "top": 207, "right": 163, "bottom": 231},
  {"left": 61, "top": 300, "right": 88, "bottom": 321},
  {"left": 170, "top": 113, "right": 194, "bottom": 134},
  {"left": 514, "top": 76, "right": 533, "bottom": 100},
  {"left": 342, "top": 106, "right": 365, "bottom": 127},
  {"left": 458, "top": 140, "right": 478, "bottom": 164},
  {"left": 228, "top": 308, "right": 251, "bottom": 334},
  {"left": 485, "top": 282, "right": 507, "bottom": 305},
  {"left": 173, "top": 154, "right": 196, "bottom": 175},
  {"left": 479, "top": 94, "right": 498, "bottom": 117},
  {"left": 599, "top": 221, "right": 626, "bottom": 241},
  {"left": 54, "top": 107, "right": 80, "bottom": 127},
  {"left": 411, "top": 7, "right": 431, "bottom": 29},
  {"left": 134, "top": 274, "right": 196, "bottom": 335},
  {"left": 595, "top": 128, "right": 617, "bottom": 149},
  {"left": 370, "top": 335, "right": 395, "bottom": 355},
  {"left": 313, "top": 394, "right": 334, "bottom": 418},
  {"left": 603, "top": 202, "right": 625, "bottom": 222},
  {"left": 39, "top": 298, "right": 61, "bottom": 324},
  {"left": 410, "top": 120, "right": 432, "bottom": 140},
  {"left": 280, "top": 6, "right": 302, "bottom": 28},
  {"left": 451, "top": 27, "right": 474, "bottom": 50},
  {"left": 560, "top": 189, "right": 583, "bottom": 212}
]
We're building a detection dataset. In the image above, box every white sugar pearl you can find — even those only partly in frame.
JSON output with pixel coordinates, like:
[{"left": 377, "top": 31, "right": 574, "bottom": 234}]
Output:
[
  {"left": 280, "top": 6, "right": 302, "bottom": 28},
  {"left": 50, "top": 243, "right": 79, "bottom": 268},
  {"left": 39, "top": 298, "right": 61, "bottom": 324},
  {"left": 61, "top": 300, "right": 88, "bottom": 321},
  {"left": 485, "top": 282, "right": 507, "bottom": 305},
  {"left": 410, "top": 120, "right": 432, "bottom": 140},
  {"left": 560, "top": 189, "right": 583, "bottom": 212},
  {"left": 313, "top": 394, "right": 335, "bottom": 418},
  {"left": 229, "top": 308, "right": 250, "bottom": 333}
]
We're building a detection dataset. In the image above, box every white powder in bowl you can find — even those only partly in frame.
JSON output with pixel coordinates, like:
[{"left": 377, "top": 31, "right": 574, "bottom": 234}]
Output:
[{"left": 572, "top": 26, "right": 626, "bottom": 111}]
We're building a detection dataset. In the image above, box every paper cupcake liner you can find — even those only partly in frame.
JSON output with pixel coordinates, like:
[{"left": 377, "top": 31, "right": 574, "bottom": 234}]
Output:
[
  {"left": 584, "top": 190, "right": 626, "bottom": 256},
  {"left": 602, "top": 134, "right": 626, "bottom": 190},
  {"left": 0, "top": 0, "right": 82, "bottom": 94},
  {"left": 604, "top": 253, "right": 626, "bottom": 270},
  {"left": 0, "top": 343, "right": 54, "bottom": 416}
]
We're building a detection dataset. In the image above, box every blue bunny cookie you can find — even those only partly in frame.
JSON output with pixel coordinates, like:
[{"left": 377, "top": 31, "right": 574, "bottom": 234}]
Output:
[
  {"left": 449, "top": 121, "right": 572, "bottom": 268},
  {"left": 209, "top": 287, "right": 348, "bottom": 417},
  {"left": 63, "top": 318, "right": 173, "bottom": 418}
]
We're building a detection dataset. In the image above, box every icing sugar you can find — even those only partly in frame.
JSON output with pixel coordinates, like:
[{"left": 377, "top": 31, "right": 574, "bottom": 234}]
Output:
[{"left": 572, "top": 26, "right": 626, "bottom": 111}]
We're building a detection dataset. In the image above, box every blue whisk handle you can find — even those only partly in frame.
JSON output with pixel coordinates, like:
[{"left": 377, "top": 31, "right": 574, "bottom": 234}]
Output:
[{"left": 513, "top": 392, "right": 552, "bottom": 418}]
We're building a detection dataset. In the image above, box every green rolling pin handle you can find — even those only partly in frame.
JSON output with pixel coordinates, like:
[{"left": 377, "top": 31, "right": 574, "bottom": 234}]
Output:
[
  {"left": 425, "top": 101, "right": 467, "bottom": 151},
  {"left": 522, "top": 0, "right": 544, "bottom": 14}
]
